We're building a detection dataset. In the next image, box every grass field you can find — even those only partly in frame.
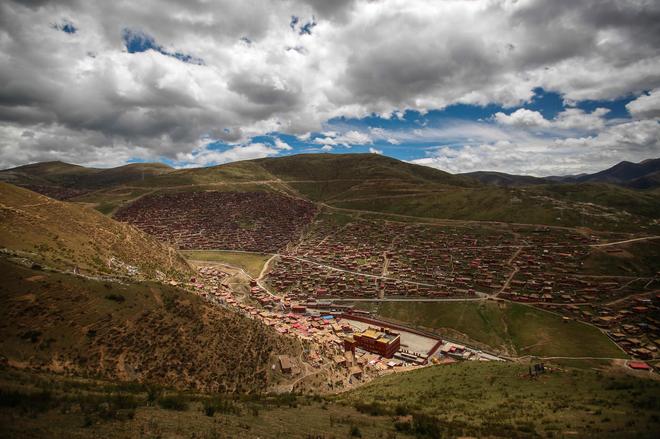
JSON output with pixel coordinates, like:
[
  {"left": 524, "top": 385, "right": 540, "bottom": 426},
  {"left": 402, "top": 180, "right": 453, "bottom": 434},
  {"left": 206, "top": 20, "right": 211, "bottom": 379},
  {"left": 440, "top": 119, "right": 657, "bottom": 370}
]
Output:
[
  {"left": 340, "top": 361, "right": 660, "bottom": 438},
  {"left": 2, "top": 361, "right": 658, "bottom": 438},
  {"left": 180, "top": 250, "right": 272, "bottom": 278},
  {"left": 0, "top": 367, "right": 395, "bottom": 439},
  {"left": 353, "top": 300, "right": 626, "bottom": 358},
  {"left": 330, "top": 186, "right": 660, "bottom": 232},
  {"left": 0, "top": 183, "right": 191, "bottom": 279},
  {"left": 581, "top": 240, "right": 660, "bottom": 277}
]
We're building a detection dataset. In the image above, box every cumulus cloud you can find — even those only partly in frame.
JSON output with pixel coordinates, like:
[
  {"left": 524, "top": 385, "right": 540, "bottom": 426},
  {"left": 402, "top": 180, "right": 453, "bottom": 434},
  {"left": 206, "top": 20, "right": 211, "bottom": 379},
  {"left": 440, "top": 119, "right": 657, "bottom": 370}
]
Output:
[
  {"left": 273, "top": 137, "right": 293, "bottom": 150},
  {"left": 626, "top": 89, "right": 660, "bottom": 119},
  {"left": 0, "top": 0, "right": 659, "bottom": 169},
  {"left": 494, "top": 109, "right": 550, "bottom": 128},
  {"left": 313, "top": 130, "right": 372, "bottom": 147},
  {"left": 494, "top": 107, "right": 611, "bottom": 132},
  {"left": 368, "top": 147, "right": 383, "bottom": 155},
  {"left": 410, "top": 119, "right": 660, "bottom": 176}
]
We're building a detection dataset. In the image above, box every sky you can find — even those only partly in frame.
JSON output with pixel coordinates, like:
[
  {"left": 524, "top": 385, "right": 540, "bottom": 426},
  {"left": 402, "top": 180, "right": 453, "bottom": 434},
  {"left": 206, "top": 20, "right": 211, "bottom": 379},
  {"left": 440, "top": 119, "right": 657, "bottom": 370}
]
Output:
[{"left": 0, "top": 0, "right": 659, "bottom": 176}]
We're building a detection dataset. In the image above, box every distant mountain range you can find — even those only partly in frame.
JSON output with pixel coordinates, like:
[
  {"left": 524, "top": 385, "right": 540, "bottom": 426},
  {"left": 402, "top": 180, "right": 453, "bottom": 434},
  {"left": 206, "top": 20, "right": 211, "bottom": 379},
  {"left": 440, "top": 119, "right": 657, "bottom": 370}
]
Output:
[
  {"left": 1, "top": 153, "right": 659, "bottom": 232},
  {"left": 3, "top": 156, "right": 658, "bottom": 191},
  {"left": 460, "top": 158, "right": 660, "bottom": 189}
]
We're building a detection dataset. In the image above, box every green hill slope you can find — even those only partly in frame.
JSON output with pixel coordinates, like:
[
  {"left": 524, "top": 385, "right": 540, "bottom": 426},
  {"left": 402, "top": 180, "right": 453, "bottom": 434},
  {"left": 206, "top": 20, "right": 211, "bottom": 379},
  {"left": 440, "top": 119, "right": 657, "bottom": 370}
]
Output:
[
  {"left": 5, "top": 154, "right": 660, "bottom": 232},
  {"left": 353, "top": 300, "right": 625, "bottom": 358},
  {"left": 2, "top": 360, "right": 658, "bottom": 438},
  {"left": 257, "top": 153, "right": 475, "bottom": 185},
  {"left": 0, "top": 161, "right": 174, "bottom": 199}
]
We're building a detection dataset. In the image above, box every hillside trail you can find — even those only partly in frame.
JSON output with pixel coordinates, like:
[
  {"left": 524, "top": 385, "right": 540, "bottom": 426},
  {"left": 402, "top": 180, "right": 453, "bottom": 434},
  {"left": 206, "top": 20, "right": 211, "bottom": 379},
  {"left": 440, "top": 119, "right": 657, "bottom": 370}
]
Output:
[{"left": 590, "top": 235, "right": 660, "bottom": 247}]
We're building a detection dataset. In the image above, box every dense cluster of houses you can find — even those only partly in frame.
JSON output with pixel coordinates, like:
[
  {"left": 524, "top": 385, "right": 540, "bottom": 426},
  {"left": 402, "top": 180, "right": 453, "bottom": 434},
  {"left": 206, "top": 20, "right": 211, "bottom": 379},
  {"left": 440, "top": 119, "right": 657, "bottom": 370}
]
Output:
[
  {"left": 538, "top": 293, "right": 660, "bottom": 359},
  {"left": 188, "top": 266, "right": 430, "bottom": 385},
  {"left": 281, "top": 219, "right": 655, "bottom": 305},
  {"left": 500, "top": 273, "right": 636, "bottom": 303},
  {"left": 265, "top": 255, "right": 478, "bottom": 299},
  {"left": 115, "top": 191, "right": 317, "bottom": 252},
  {"left": 19, "top": 184, "right": 89, "bottom": 200}
]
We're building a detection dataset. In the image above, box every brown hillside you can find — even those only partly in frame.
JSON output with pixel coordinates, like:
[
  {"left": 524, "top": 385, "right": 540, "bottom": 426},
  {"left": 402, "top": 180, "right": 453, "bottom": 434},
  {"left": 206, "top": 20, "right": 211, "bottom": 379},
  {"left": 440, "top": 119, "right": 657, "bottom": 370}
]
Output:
[
  {"left": 0, "top": 183, "right": 191, "bottom": 280},
  {"left": 0, "top": 258, "right": 297, "bottom": 392}
]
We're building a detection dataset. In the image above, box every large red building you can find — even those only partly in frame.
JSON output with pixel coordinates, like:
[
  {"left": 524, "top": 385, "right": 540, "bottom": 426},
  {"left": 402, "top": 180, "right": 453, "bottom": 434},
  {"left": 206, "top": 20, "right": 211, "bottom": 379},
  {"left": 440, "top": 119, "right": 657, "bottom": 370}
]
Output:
[{"left": 344, "top": 327, "right": 400, "bottom": 358}]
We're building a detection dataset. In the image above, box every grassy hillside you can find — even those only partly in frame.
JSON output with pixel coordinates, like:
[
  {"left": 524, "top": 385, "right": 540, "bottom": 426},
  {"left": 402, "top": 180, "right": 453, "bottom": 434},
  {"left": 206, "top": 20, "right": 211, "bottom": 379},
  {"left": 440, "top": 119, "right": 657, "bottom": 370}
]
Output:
[
  {"left": 257, "top": 153, "right": 476, "bottom": 185},
  {"left": 459, "top": 170, "right": 549, "bottom": 186},
  {"left": 576, "top": 158, "right": 660, "bottom": 185},
  {"left": 0, "top": 258, "right": 297, "bottom": 393},
  {"left": 5, "top": 154, "right": 660, "bottom": 232},
  {"left": 0, "top": 161, "right": 96, "bottom": 187},
  {"left": 582, "top": 240, "right": 660, "bottom": 276},
  {"left": 0, "top": 161, "right": 173, "bottom": 194},
  {"left": 528, "top": 183, "right": 660, "bottom": 220},
  {"left": 353, "top": 300, "right": 625, "bottom": 358},
  {"left": 135, "top": 160, "right": 277, "bottom": 188},
  {"left": 342, "top": 361, "right": 660, "bottom": 438},
  {"left": 0, "top": 183, "right": 191, "bottom": 279},
  {"left": 2, "top": 361, "right": 658, "bottom": 438},
  {"left": 330, "top": 184, "right": 660, "bottom": 232}
]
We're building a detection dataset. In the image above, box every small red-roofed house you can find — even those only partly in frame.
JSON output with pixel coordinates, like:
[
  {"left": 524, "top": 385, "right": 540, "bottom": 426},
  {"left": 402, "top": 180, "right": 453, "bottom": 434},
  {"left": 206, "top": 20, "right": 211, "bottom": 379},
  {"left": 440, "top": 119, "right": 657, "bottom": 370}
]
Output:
[{"left": 628, "top": 361, "right": 651, "bottom": 371}]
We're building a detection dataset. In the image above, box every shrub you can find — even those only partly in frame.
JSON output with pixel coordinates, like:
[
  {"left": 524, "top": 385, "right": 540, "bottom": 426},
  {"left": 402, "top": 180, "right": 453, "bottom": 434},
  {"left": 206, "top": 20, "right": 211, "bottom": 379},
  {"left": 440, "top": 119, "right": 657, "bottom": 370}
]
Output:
[
  {"left": 202, "top": 397, "right": 240, "bottom": 416},
  {"left": 354, "top": 401, "right": 388, "bottom": 416},
  {"left": 411, "top": 413, "right": 442, "bottom": 437},
  {"left": 0, "top": 389, "right": 53, "bottom": 413},
  {"left": 157, "top": 395, "right": 189, "bottom": 411},
  {"left": 20, "top": 330, "right": 42, "bottom": 343},
  {"left": 105, "top": 293, "right": 125, "bottom": 303}
]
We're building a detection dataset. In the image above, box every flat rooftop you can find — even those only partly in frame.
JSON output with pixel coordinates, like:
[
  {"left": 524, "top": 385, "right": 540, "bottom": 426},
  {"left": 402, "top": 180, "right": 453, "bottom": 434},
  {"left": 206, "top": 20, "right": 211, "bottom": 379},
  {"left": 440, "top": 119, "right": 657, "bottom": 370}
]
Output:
[{"left": 358, "top": 327, "right": 399, "bottom": 344}]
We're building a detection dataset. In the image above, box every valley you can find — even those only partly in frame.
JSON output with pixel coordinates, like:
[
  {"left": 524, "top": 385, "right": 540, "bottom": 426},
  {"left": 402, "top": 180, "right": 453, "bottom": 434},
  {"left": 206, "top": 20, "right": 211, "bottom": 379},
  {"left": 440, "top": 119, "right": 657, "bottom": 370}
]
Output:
[{"left": 1, "top": 154, "right": 659, "bottom": 438}]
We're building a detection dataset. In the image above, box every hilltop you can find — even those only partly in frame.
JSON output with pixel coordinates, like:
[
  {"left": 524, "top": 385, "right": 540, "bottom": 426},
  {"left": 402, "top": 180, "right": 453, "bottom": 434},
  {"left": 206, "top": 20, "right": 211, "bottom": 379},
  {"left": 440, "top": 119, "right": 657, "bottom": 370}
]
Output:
[
  {"left": 2, "top": 154, "right": 660, "bottom": 232},
  {"left": 0, "top": 161, "right": 173, "bottom": 199},
  {"left": 459, "top": 170, "right": 549, "bottom": 186}
]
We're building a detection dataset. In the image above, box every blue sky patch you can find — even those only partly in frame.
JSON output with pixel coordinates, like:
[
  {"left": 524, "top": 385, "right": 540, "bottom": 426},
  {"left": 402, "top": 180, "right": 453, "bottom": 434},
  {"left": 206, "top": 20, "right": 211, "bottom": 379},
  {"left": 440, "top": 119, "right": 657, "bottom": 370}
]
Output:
[
  {"left": 53, "top": 20, "right": 77, "bottom": 34},
  {"left": 122, "top": 28, "right": 204, "bottom": 65}
]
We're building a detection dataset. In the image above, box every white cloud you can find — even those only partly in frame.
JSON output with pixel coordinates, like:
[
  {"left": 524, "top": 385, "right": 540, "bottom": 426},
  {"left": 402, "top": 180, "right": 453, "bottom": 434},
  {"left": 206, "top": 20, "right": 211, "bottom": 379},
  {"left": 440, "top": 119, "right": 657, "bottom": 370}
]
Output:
[
  {"left": 273, "top": 138, "right": 293, "bottom": 150},
  {"left": 495, "top": 107, "right": 611, "bottom": 132},
  {"left": 368, "top": 147, "right": 383, "bottom": 154},
  {"left": 411, "top": 119, "right": 660, "bottom": 176},
  {"left": 0, "top": 0, "right": 659, "bottom": 168},
  {"left": 494, "top": 109, "right": 550, "bottom": 128},
  {"left": 553, "top": 107, "right": 610, "bottom": 131},
  {"left": 313, "top": 130, "right": 372, "bottom": 147},
  {"left": 369, "top": 127, "right": 400, "bottom": 144},
  {"left": 626, "top": 89, "right": 660, "bottom": 119}
]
